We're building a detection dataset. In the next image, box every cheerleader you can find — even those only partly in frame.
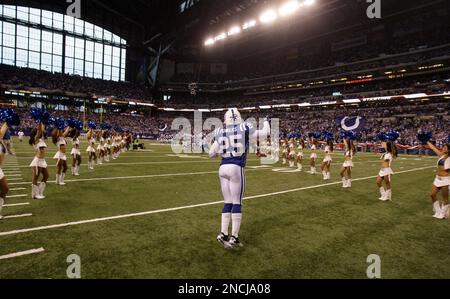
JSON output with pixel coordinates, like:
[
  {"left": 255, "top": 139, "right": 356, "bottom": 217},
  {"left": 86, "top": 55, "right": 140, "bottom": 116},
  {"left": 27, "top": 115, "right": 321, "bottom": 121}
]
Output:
[
  {"left": 296, "top": 139, "right": 305, "bottom": 171},
  {"left": 29, "top": 123, "right": 48, "bottom": 200},
  {"left": 86, "top": 128, "right": 97, "bottom": 170},
  {"left": 340, "top": 139, "right": 355, "bottom": 188},
  {"left": 377, "top": 140, "right": 397, "bottom": 201},
  {"left": 105, "top": 133, "right": 112, "bottom": 162},
  {"left": 281, "top": 139, "right": 288, "bottom": 165},
  {"left": 96, "top": 131, "right": 105, "bottom": 165},
  {"left": 321, "top": 140, "right": 333, "bottom": 181},
  {"left": 427, "top": 141, "right": 450, "bottom": 219},
  {"left": 309, "top": 140, "right": 318, "bottom": 175},
  {"left": 288, "top": 139, "right": 296, "bottom": 168},
  {"left": 52, "top": 125, "right": 70, "bottom": 185},
  {"left": 70, "top": 129, "right": 81, "bottom": 176},
  {"left": 0, "top": 123, "right": 10, "bottom": 219}
]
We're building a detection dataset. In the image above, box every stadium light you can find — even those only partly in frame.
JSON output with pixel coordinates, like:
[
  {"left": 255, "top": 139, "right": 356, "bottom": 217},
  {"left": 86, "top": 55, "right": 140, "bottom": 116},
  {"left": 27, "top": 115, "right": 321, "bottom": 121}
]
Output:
[
  {"left": 214, "top": 32, "right": 227, "bottom": 41},
  {"left": 279, "top": 1, "right": 300, "bottom": 17},
  {"left": 242, "top": 20, "right": 257, "bottom": 30},
  {"left": 204, "top": 38, "right": 215, "bottom": 46},
  {"left": 228, "top": 26, "right": 241, "bottom": 36},
  {"left": 259, "top": 9, "right": 277, "bottom": 23},
  {"left": 304, "top": 0, "right": 315, "bottom": 6}
]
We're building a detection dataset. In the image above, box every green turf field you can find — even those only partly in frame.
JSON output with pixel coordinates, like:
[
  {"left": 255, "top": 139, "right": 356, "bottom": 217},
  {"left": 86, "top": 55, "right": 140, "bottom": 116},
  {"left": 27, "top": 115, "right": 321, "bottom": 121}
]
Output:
[{"left": 0, "top": 137, "right": 449, "bottom": 279}]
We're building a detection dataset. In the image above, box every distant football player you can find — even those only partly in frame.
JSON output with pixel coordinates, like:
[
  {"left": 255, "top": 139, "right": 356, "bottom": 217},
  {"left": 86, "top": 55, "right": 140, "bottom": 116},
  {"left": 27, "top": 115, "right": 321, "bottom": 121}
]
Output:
[
  {"left": 210, "top": 108, "right": 270, "bottom": 249},
  {"left": 18, "top": 130, "right": 24, "bottom": 143}
]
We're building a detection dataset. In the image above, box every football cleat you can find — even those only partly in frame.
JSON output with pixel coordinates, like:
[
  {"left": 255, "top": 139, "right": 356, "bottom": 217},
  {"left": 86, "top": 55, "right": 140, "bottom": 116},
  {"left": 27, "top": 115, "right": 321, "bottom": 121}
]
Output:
[
  {"left": 228, "top": 236, "right": 244, "bottom": 249},
  {"left": 217, "top": 233, "right": 230, "bottom": 248}
]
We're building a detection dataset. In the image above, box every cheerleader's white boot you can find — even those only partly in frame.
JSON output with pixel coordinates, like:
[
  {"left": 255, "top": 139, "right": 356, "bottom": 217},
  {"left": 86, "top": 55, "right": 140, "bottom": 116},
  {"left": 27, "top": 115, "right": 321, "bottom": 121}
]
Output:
[
  {"left": 297, "top": 164, "right": 302, "bottom": 171},
  {"left": 55, "top": 174, "right": 60, "bottom": 185},
  {"left": 379, "top": 187, "right": 387, "bottom": 201},
  {"left": 434, "top": 204, "right": 449, "bottom": 220},
  {"left": 60, "top": 173, "right": 66, "bottom": 186},
  {"left": 342, "top": 178, "right": 348, "bottom": 188},
  {"left": 432, "top": 201, "right": 441, "bottom": 218}
]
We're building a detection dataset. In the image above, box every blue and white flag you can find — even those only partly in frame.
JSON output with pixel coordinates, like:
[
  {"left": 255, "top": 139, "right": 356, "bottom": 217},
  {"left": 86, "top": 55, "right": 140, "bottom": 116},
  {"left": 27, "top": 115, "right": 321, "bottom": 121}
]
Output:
[{"left": 337, "top": 116, "right": 367, "bottom": 132}]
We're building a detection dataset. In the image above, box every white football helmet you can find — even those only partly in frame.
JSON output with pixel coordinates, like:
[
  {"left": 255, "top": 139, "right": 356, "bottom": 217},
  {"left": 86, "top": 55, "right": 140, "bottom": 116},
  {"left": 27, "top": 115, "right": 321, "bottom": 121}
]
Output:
[{"left": 224, "top": 108, "right": 243, "bottom": 126}]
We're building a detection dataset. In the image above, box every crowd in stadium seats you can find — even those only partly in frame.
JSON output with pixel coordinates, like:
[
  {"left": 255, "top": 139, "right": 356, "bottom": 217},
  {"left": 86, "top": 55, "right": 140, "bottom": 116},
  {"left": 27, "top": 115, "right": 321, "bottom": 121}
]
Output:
[{"left": 0, "top": 65, "right": 151, "bottom": 100}]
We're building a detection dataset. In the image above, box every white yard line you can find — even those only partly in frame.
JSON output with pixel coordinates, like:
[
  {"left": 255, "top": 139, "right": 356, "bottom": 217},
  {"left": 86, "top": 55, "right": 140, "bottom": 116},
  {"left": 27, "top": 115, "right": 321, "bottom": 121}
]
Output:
[
  {"left": 4, "top": 202, "right": 30, "bottom": 207},
  {"left": 0, "top": 166, "right": 434, "bottom": 237},
  {"left": 9, "top": 188, "right": 26, "bottom": 191},
  {"left": 8, "top": 168, "right": 267, "bottom": 186},
  {"left": 7, "top": 194, "right": 28, "bottom": 198},
  {"left": 0, "top": 248, "right": 44, "bottom": 260},
  {"left": 2, "top": 213, "right": 32, "bottom": 220}
]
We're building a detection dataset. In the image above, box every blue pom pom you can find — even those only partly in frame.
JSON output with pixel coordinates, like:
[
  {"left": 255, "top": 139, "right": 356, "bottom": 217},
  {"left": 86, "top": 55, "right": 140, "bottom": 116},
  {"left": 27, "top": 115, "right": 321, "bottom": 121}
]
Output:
[
  {"left": 417, "top": 132, "right": 432, "bottom": 145},
  {"left": 87, "top": 121, "right": 97, "bottom": 130},
  {"left": 386, "top": 131, "right": 400, "bottom": 142},
  {"left": 55, "top": 118, "right": 66, "bottom": 130}
]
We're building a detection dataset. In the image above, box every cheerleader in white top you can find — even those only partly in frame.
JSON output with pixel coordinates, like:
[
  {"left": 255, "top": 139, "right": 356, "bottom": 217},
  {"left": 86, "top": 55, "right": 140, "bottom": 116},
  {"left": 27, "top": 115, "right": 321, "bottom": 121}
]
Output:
[
  {"left": 71, "top": 129, "right": 81, "bottom": 176},
  {"left": 86, "top": 126, "right": 97, "bottom": 170},
  {"left": 105, "top": 134, "right": 112, "bottom": 162},
  {"left": 0, "top": 117, "right": 16, "bottom": 219},
  {"left": 377, "top": 132, "right": 398, "bottom": 201},
  {"left": 281, "top": 139, "right": 288, "bottom": 165},
  {"left": 29, "top": 122, "right": 49, "bottom": 200},
  {"left": 96, "top": 130, "right": 105, "bottom": 165},
  {"left": 340, "top": 138, "right": 356, "bottom": 188},
  {"left": 309, "top": 137, "right": 319, "bottom": 175},
  {"left": 422, "top": 133, "right": 450, "bottom": 219},
  {"left": 288, "top": 139, "right": 296, "bottom": 168},
  {"left": 321, "top": 138, "right": 334, "bottom": 181},
  {"left": 296, "top": 139, "right": 305, "bottom": 171},
  {"left": 52, "top": 123, "right": 70, "bottom": 186}
]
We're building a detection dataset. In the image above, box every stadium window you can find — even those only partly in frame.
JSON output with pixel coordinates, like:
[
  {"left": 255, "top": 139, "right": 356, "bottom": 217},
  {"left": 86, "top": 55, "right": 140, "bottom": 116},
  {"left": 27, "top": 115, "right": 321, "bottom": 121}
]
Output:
[
  {"left": 112, "top": 67, "right": 120, "bottom": 81},
  {"left": 29, "top": 8, "right": 41, "bottom": 24},
  {"left": 29, "top": 50, "right": 40, "bottom": 69},
  {"left": 103, "top": 65, "right": 112, "bottom": 81},
  {"left": 41, "top": 10, "right": 53, "bottom": 27},
  {"left": 53, "top": 33, "right": 63, "bottom": 55},
  {"left": 16, "top": 49, "right": 28, "bottom": 67},
  {"left": 52, "top": 55, "right": 62, "bottom": 73},
  {"left": 2, "top": 46, "right": 15, "bottom": 65},
  {"left": 94, "top": 63, "right": 102, "bottom": 79},
  {"left": 64, "top": 15, "right": 74, "bottom": 33},
  {"left": 0, "top": 5, "right": 127, "bottom": 81},
  {"left": 85, "top": 61, "right": 94, "bottom": 77},
  {"left": 85, "top": 22, "right": 94, "bottom": 38},
  {"left": 74, "top": 58, "right": 84, "bottom": 76},
  {"left": 53, "top": 13, "right": 64, "bottom": 30},
  {"left": 85, "top": 40, "right": 94, "bottom": 61},
  {"left": 94, "top": 26, "right": 103, "bottom": 40},
  {"left": 74, "top": 18, "right": 84, "bottom": 35},
  {"left": 104, "top": 44, "right": 112, "bottom": 66},
  {"left": 112, "top": 47, "right": 120, "bottom": 67},
  {"left": 16, "top": 6, "right": 29, "bottom": 22},
  {"left": 74, "top": 38, "right": 85, "bottom": 60},
  {"left": 65, "top": 57, "right": 74, "bottom": 74},
  {"left": 3, "top": 5, "right": 16, "bottom": 18},
  {"left": 3, "top": 22, "right": 16, "bottom": 48},
  {"left": 94, "top": 42, "right": 103, "bottom": 62}
]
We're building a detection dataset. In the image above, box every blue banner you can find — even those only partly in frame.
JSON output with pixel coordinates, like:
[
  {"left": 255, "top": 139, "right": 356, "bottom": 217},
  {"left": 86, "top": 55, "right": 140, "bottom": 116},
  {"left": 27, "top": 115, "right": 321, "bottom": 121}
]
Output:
[{"left": 337, "top": 116, "right": 367, "bottom": 132}]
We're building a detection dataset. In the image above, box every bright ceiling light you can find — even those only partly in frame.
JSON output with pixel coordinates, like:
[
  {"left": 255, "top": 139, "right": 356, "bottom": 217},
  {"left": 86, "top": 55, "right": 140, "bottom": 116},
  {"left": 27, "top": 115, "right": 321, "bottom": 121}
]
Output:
[
  {"left": 259, "top": 9, "right": 277, "bottom": 23},
  {"left": 228, "top": 26, "right": 241, "bottom": 36},
  {"left": 279, "top": 1, "right": 300, "bottom": 17},
  {"left": 214, "top": 32, "right": 227, "bottom": 41},
  {"left": 304, "top": 0, "right": 315, "bottom": 6},
  {"left": 204, "top": 38, "right": 215, "bottom": 46},
  {"left": 242, "top": 20, "right": 256, "bottom": 30}
]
